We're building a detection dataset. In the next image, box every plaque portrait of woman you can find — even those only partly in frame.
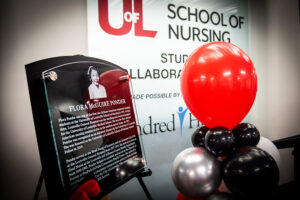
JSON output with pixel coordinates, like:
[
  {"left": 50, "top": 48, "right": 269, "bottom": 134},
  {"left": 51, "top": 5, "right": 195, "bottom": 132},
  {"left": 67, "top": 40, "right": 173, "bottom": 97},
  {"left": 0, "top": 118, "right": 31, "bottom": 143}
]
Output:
[{"left": 87, "top": 66, "right": 107, "bottom": 99}]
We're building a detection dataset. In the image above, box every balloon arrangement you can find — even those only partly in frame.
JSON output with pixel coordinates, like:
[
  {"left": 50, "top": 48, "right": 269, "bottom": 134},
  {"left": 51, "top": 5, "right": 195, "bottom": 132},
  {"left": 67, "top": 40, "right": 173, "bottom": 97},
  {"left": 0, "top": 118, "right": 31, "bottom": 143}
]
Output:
[{"left": 172, "top": 42, "right": 280, "bottom": 200}]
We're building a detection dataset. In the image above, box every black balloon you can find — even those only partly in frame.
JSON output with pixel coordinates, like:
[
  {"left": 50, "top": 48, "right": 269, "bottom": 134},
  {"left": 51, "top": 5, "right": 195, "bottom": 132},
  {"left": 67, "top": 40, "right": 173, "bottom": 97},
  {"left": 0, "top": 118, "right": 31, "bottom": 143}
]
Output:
[
  {"left": 232, "top": 123, "right": 260, "bottom": 147},
  {"left": 205, "top": 127, "right": 235, "bottom": 157},
  {"left": 223, "top": 146, "right": 279, "bottom": 199},
  {"left": 206, "top": 192, "right": 237, "bottom": 200},
  {"left": 191, "top": 126, "right": 209, "bottom": 147}
]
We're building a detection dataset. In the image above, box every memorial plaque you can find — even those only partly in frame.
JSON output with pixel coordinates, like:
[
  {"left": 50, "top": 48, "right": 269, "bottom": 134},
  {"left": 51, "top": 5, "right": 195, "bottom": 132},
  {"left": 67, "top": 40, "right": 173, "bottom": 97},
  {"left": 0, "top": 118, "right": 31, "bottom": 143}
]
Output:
[{"left": 26, "top": 56, "right": 147, "bottom": 199}]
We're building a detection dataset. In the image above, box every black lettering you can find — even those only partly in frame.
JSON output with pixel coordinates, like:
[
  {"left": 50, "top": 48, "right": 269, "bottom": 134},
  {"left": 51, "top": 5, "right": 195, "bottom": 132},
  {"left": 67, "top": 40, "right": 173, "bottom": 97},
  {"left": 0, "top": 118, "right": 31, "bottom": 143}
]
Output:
[
  {"left": 212, "top": 30, "right": 221, "bottom": 41},
  {"left": 222, "top": 31, "right": 230, "bottom": 42},
  {"left": 168, "top": 53, "right": 174, "bottom": 63},
  {"left": 143, "top": 116, "right": 152, "bottom": 134},
  {"left": 201, "top": 28, "right": 209, "bottom": 42},
  {"left": 210, "top": 11, "right": 220, "bottom": 25},
  {"left": 129, "top": 69, "right": 136, "bottom": 79},
  {"left": 161, "top": 53, "right": 167, "bottom": 63},
  {"left": 153, "top": 69, "right": 160, "bottom": 79},
  {"left": 169, "top": 24, "right": 179, "bottom": 39},
  {"left": 178, "top": 69, "right": 181, "bottom": 77},
  {"left": 221, "top": 13, "right": 227, "bottom": 27},
  {"left": 177, "top": 6, "right": 187, "bottom": 21},
  {"left": 183, "top": 55, "right": 188, "bottom": 63},
  {"left": 174, "top": 54, "right": 182, "bottom": 63},
  {"left": 137, "top": 125, "right": 142, "bottom": 135},
  {"left": 175, "top": 54, "right": 182, "bottom": 63},
  {"left": 239, "top": 16, "right": 244, "bottom": 28},
  {"left": 229, "top": 15, "right": 239, "bottom": 28},
  {"left": 137, "top": 69, "right": 144, "bottom": 79},
  {"left": 187, "top": 7, "right": 198, "bottom": 22},
  {"left": 154, "top": 123, "right": 159, "bottom": 134},
  {"left": 192, "top": 27, "right": 201, "bottom": 41},
  {"left": 167, "top": 4, "right": 176, "bottom": 19},
  {"left": 161, "top": 69, "right": 169, "bottom": 79},
  {"left": 167, "top": 114, "right": 175, "bottom": 131},
  {"left": 180, "top": 25, "right": 191, "bottom": 40},
  {"left": 159, "top": 122, "right": 167, "bottom": 132},
  {"left": 144, "top": 69, "right": 152, "bottom": 79},
  {"left": 170, "top": 69, "right": 176, "bottom": 79},
  {"left": 199, "top": 9, "right": 209, "bottom": 23},
  {"left": 189, "top": 113, "right": 200, "bottom": 128}
]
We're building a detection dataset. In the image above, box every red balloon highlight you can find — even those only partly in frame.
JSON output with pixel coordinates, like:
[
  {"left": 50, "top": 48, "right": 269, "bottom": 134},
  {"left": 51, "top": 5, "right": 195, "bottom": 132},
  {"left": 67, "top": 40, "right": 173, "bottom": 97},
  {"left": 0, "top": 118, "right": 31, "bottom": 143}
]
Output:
[{"left": 180, "top": 42, "right": 257, "bottom": 130}]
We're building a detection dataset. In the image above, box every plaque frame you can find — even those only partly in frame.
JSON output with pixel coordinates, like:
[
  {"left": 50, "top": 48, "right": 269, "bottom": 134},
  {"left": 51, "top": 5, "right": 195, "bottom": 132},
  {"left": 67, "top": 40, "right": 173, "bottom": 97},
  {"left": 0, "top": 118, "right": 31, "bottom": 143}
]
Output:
[{"left": 26, "top": 55, "right": 152, "bottom": 200}]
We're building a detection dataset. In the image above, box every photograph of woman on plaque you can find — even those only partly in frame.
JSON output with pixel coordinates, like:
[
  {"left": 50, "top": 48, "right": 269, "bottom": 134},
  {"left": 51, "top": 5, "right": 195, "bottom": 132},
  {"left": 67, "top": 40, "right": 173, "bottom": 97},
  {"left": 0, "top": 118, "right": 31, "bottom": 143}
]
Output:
[{"left": 87, "top": 66, "right": 107, "bottom": 99}]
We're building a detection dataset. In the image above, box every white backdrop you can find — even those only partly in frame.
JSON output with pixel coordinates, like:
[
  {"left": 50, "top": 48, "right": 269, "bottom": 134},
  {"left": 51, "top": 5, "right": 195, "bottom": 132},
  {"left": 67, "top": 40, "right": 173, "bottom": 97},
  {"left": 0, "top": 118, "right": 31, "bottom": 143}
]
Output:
[{"left": 88, "top": 0, "right": 249, "bottom": 199}]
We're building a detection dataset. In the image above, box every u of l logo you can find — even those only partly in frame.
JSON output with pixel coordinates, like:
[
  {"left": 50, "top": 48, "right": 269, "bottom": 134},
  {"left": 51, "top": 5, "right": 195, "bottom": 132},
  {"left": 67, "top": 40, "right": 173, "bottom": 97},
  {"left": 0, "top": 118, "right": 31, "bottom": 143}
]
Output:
[{"left": 98, "top": 0, "right": 157, "bottom": 37}]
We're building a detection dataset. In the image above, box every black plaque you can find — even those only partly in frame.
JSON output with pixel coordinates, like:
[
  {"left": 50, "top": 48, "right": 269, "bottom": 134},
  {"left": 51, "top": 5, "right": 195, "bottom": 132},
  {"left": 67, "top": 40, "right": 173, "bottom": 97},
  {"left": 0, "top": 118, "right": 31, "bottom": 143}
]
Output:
[{"left": 26, "top": 56, "right": 146, "bottom": 199}]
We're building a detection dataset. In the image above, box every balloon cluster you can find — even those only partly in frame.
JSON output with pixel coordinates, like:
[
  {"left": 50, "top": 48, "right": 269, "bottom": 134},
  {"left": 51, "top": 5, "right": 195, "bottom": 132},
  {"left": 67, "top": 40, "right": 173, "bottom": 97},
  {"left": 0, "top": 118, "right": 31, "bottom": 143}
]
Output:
[
  {"left": 172, "top": 42, "right": 280, "bottom": 200},
  {"left": 173, "top": 124, "right": 280, "bottom": 200}
]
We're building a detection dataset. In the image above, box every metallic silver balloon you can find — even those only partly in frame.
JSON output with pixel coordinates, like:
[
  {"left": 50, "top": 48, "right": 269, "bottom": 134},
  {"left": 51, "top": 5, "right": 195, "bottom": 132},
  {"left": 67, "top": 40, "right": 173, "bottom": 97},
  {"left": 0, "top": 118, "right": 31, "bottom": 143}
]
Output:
[{"left": 172, "top": 147, "right": 222, "bottom": 198}]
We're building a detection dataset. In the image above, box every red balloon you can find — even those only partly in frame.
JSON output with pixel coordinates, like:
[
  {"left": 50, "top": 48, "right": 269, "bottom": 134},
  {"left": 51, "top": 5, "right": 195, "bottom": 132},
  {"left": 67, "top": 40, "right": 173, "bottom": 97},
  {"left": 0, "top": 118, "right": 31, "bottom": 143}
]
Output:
[{"left": 181, "top": 42, "right": 257, "bottom": 130}]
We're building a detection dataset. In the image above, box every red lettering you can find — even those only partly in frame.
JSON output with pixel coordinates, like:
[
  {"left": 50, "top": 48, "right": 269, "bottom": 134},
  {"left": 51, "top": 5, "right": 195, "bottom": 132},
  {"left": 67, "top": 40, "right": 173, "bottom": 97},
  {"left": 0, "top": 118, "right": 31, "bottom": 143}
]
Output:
[
  {"left": 98, "top": 0, "right": 132, "bottom": 35},
  {"left": 98, "top": 0, "right": 157, "bottom": 38},
  {"left": 133, "top": 0, "right": 157, "bottom": 37}
]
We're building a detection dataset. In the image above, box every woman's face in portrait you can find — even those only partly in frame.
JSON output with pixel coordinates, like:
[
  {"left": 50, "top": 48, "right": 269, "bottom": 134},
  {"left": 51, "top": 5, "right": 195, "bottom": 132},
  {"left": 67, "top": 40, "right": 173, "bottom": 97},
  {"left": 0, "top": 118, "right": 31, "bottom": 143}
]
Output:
[{"left": 91, "top": 69, "right": 99, "bottom": 86}]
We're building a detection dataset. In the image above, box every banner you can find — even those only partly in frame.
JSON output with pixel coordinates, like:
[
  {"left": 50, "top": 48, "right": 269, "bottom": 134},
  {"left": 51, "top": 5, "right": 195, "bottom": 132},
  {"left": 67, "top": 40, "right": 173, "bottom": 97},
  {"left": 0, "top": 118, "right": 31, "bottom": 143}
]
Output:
[{"left": 88, "top": 0, "right": 248, "bottom": 198}]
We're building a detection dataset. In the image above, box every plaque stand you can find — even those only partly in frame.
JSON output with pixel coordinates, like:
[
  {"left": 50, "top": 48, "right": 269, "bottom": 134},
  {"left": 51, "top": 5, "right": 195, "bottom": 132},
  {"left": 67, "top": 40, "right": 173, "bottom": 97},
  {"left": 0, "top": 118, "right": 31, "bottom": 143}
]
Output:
[
  {"left": 34, "top": 168, "right": 153, "bottom": 200},
  {"left": 136, "top": 169, "right": 153, "bottom": 200},
  {"left": 34, "top": 169, "right": 44, "bottom": 200}
]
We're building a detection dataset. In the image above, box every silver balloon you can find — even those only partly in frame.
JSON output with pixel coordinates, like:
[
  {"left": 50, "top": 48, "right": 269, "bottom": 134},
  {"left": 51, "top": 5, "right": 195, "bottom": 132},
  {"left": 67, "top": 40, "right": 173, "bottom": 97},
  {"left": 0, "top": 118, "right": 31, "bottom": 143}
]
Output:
[{"left": 172, "top": 147, "right": 222, "bottom": 198}]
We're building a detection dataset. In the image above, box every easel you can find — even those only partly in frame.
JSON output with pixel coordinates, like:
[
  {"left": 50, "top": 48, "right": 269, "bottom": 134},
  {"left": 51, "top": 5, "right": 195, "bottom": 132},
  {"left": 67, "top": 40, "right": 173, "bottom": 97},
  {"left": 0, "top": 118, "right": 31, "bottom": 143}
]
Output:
[
  {"left": 34, "top": 169, "right": 153, "bottom": 200},
  {"left": 136, "top": 169, "right": 153, "bottom": 200},
  {"left": 33, "top": 169, "right": 44, "bottom": 200}
]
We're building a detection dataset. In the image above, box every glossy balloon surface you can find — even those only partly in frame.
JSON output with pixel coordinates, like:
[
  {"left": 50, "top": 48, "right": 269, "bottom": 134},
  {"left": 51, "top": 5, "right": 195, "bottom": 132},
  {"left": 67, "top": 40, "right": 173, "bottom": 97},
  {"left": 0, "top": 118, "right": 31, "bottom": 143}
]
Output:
[
  {"left": 223, "top": 146, "right": 279, "bottom": 198},
  {"left": 191, "top": 126, "right": 209, "bottom": 147},
  {"left": 206, "top": 192, "right": 237, "bottom": 200},
  {"left": 257, "top": 136, "right": 280, "bottom": 167},
  {"left": 181, "top": 42, "right": 257, "bottom": 130},
  {"left": 232, "top": 123, "right": 260, "bottom": 147},
  {"left": 172, "top": 147, "right": 222, "bottom": 198},
  {"left": 205, "top": 127, "right": 235, "bottom": 157}
]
